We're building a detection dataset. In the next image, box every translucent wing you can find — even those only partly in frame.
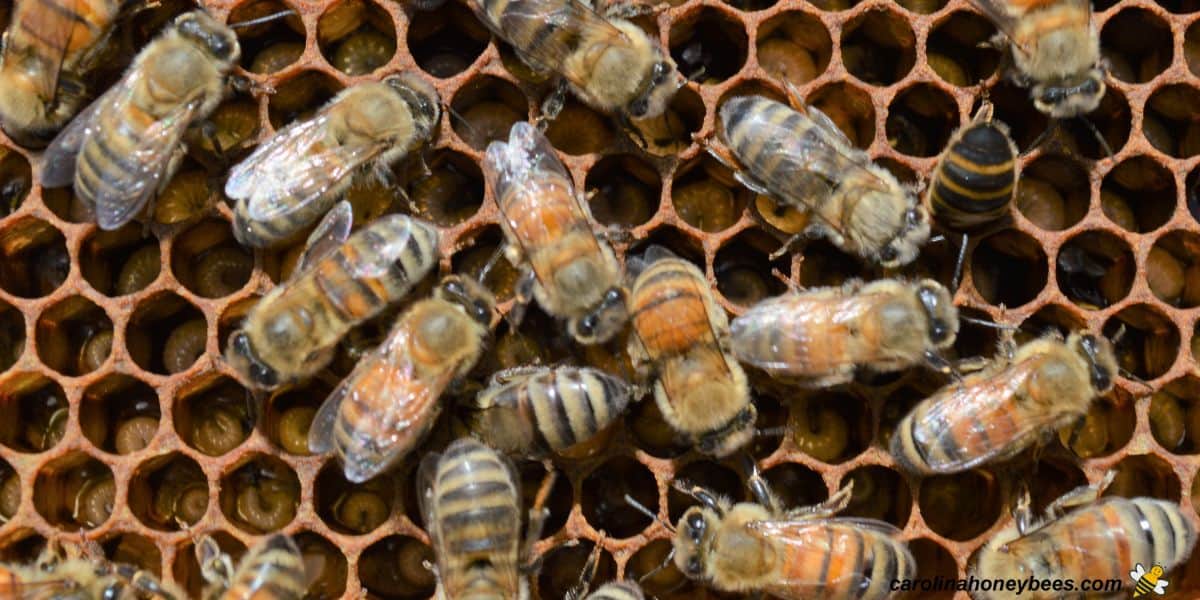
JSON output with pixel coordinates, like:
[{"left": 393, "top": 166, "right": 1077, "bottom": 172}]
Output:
[
  {"left": 229, "top": 534, "right": 304, "bottom": 595},
  {"left": 963, "top": 0, "right": 1092, "bottom": 59},
  {"left": 292, "top": 200, "right": 353, "bottom": 279},
  {"left": 40, "top": 82, "right": 116, "bottom": 187},
  {"left": 484, "top": 121, "right": 571, "bottom": 193},
  {"left": 345, "top": 214, "right": 439, "bottom": 281},
  {"left": 729, "top": 291, "right": 885, "bottom": 374},
  {"left": 10, "top": 0, "right": 79, "bottom": 99},
  {"left": 416, "top": 448, "right": 443, "bottom": 534},
  {"left": 1011, "top": 499, "right": 1151, "bottom": 587}
]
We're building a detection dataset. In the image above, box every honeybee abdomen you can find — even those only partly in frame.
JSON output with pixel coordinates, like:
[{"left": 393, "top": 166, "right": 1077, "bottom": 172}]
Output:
[
  {"left": 224, "top": 534, "right": 306, "bottom": 600},
  {"left": 480, "top": 0, "right": 578, "bottom": 61},
  {"left": 775, "top": 522, "right": 913, "bottom": 600},
  {"left": 929, "top": 122, "right": 1015, "bottom": 231},
  {"left": 332, "top": 360, "right": 435, "bottom": 481},
  {"left": 631, "top": 259, "right": 719, "bottom": 357},
  {"left": 586, "top": 581, "right": 645, "bottom": 600},
  {"left": 74, "top": 100, "right": 155, "bottom": 204},
  {"left": 720, "top": 96, "right": 826, "bottom": 200},
  {"left": 10, "top": 0, "right": 114, "bottom": 69}
]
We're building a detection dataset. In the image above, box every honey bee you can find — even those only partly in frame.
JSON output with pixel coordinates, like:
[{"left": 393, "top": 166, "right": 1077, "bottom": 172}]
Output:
[
  {"left": 467, "top": 0, "right": 684, "bottom": 122},
  {"left": 927, "top": 103, "right": 1019, "bottom": 232},
  {"left": 730, "top": 278, "right": 959, "bottom": 387},
  {"left": 0, "top": 539, "right": 183, "bottom": 599},
  {"left": 226, "top": 202, "right": 440, "bottom": 389},
  {"left": 626, "top": 246, "right": 754, "bottom": 457},
  {"left": 419, "top": 437, "right": 542, "bottom": 599},
  {"left": 0, "top": 0, "right": 124, "bottom": 147},
  {"left": 195, "top": 533, "right": 307, "bottom": 600},
  {"left": 714, "top": 92, "right": 930, "bottom": 267},
  {"left": 483, "top": 122, "right": 628, "bottom": 344},
  {"left": 226, "top": 74, "right": 441, "bottom": 249},
  {"left": 309, "top": 275, "right": 495, "bottom": 483},
  {"left": 969, "top": 0, "right": 1104, "bottom": 118},
  {"left": 891, "top": 331, "right": 1118, "bottom": 475},
  {"left": 466, "top": 365, "right": 636, "bottom": 457},
  {"left": 972, "top": 471, "right": 1197, "bottom": 600},
  {"left": 39, "top": 10, "right": 239, "bottom": 231}
]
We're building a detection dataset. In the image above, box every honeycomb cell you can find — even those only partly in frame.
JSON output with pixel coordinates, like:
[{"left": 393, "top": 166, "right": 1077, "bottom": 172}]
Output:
[
  {"left": 268, "top": 71, "right": 344, "bottom": 130},
  {"left": 950, "top": 307, "right": 999, "bottom": 363},
  {"left": 878, "top": 385, "right": 931, "bottom": 450},
  {"left": 315, "top": 461, "right": 393, "bottom": 535},
  {"left": 1055, "top": 230, "right": 1135, "bottom": 309},
  {"left": 0, "top": 460, "right": 17, "bottom": 522},
  {"left": 295, "top": 532, "right": 348, "bottom": 599},
  {"left": 1018, "top": 303, "right": 1087, "bottom": 344},
  {"left": 630, "top": 84, "right": 705, "bottom": 156},
  {"left": 450, "top": 76, "right": 529, "bottom": 150},
  {"left": 518, "top": 461, "right": 572, "bottom": 538},
  {"left": 1100, "top": 8, "right": 1172, "bottom": 83},
  {"left": 80, "top": 375, "right": 159, "bottom": 455},
  {"left": 1020, "top": 458, "right": 1088, "bottom": 516},
  {"left": 189, "top": 97, "right": 262, "bottom": 167},
  {"left": 626, "top": 396, "right": 690, "bottom": 458},
  {"left": 0, "top": 535, "right": 45, "bottom": 562},
  {"left": 580, "top": 456, "right": 657, "bottom": 538},
  {"left": 101, "top": 532, "right": 161, "bottom": 577},
  {"left": 0, "top": 147, "right": 31, "bottom": 217},
  {"left": 840, "top": 465, "right": 912, "bottom": 528},
  {"left": 755, "top": 11, "right": 832, "bottom": 87},
  {"left": 1065, "top": 88, "right": 1131, "bottom": 159},
  {"left": 545, "top": 99, "right": 615, "bottom": 156},
  {"left": 1147, "top": 231, "right": 1200, "bottom": 307},
  {"left": 0, "top": 374, "right": 67, "bottom": 453},
  {"left": 265, "top": 380, "right": 331, "bottom": 455},
  {"left": 630, "top": 225, "right": 705, "bottom": 270},
  {"left": 905, "top": 539, "right": 957, "bottom": 600},
  {"left": 407, "top": 1, "right": 488, "bottom": 78},
  {"left": 359, "top": 535, "right": 436, "bottom": 599},
  {"left": 172, "top": 533, "right": 246, "bottom": 599},
  {"left": 0, "top": 217, "right": 68, "bottom": 298},
  {"left": 886, "top": 84, "right": 957, "bottom": 157},
  {"left": 537, "top": 540, "right": 617, "bottom": 600},
  {"left": 1104, "top": 454, "right": 1182, "bottom": 501},
  {"left": 970, "top": 229, "right": 1048, "bottom": 308},
  {"left": 627, "top": 539, "right": 691, "bottom": 598},
  {"left": 1158, "top": 0, "right": 1200, "bottom": 12},
  {"left": 668, "top": 460, "right": 744, "bottom": 522},
  {"left": 1188, "top": 22, "right": 1200, "bottom": 77},
  {"left": 669, "top": 6, "right": 749, "bottom": 84},
  {"left": 32, "top": 451, "right": 114, "bottom": 529},
  {"left": 125, "top": 293, "right": 207, "bottom": 375},
  {"left": 840, "top": 8, "right": 917, "bottom": 86},
  {"left": 918, "top": 470, "right": 1004, "bottom": 541},
  {"left": 399, "top": 151, "right": 480, "bottom": 229},
  {"left": 1058, "top": 393, "right": 1135, "bottom": 459},
  {"left": 451, "top": 226, "right": 519, "bottom": 302},
  {"left": 714, "top": 231, "right": 787, "bottom": 309},
  {"left": 791, "top": 392, "right": 870, "bottom": 463},
  {"left": 154, "top": 168, "right": 217, "bottom": 227},
  {"left": 219, "top": 454, "right": 301, "bottom": 533},
  {"left": 171, "top": 219, "right": 253, "bottom": 299},
  {"left": 1104, "top": 304, "right": 1180, "bottom": 380},
  {"left": 584, "top": 154, "right": 661, "bottom": 228},
  {"left": 798, "top": 239, "right": 867, "bottom": 288},
  {"left": 80, "top": 225, "right": 161, "bottom": 296},
  {"left": 228, "top": 0, "right": 305, "bottom": 73},
  {"left": 1146, "top": 85, "right": 1200, "bottom": 157},
  {"left": 174, "top": 375, "right": 253, "bottom": 456},
  {"left": 809, "top": 82, "right": 876, "bottom": 149},
  {"left": 317, "top": 0, "right": 397, "bottom": 76},
  {"left": 1015, "top": 153, "right": 1089, "bottom": 231},
  {"left": 128, "top": 452, "right": 207, "bottom": 531},
  {"left": 1150, "top": 376, "right": 1200, "bottom": 453},
  {"left": 1103, "top": 156, "right": 1175, "bottom": 233},
  {"left": 35, "top": 295, "right": 112, "bottom": 377},
  {"left": 671, "top": 155, "right": 747, "bottom": 233},
  {"left": 987, "top": 80, "right": 1050, "bottom": 152},
  {"left": 926, "top": 12, "right": 1000, "bottom": 87}
]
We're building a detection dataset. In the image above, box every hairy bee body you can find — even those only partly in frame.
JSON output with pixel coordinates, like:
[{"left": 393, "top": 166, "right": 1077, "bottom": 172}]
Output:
[
  {"left": 585, "top": 582, "right": 644, "bottom": 600},
  {"left": 420, "top": 437, "right": 527, "bottom": 600},
  {"left": 719, "top": 95, "right": 929, "bottom": 267},
  {"left": 730, "top": 279, "right": 958, "bottom": 386},
  {"left": 891, "top": 332, "right": 1118, "bottom": 475},
  {"left": 201, "top": 534, "right": 306, "bottom": 600},
  {"left": 0, "top": 0, "right": 123, "bottom": 146},
  {"left": 227, "top": 212, "right": 439, "bottom": 389},
  {"left": 469, "top": 365, "right": 635, "bottom": 457},
  {"left": 1, "top": 541, "right": 183, "bottom": 599},
  {"left": 309, "top": 276, "right": 494, "bottom": 483},
  {"left": 928, "top": 107, "right": 1018, "bottom": 231},
  {"left": 627, "top": 248, "right": 754, "bottom": 457},
  {"left": 228, "top": 74, "right": 440, "bottom": 248},
  {"left": 485, "top": 122, "right": 628, "bottom": 344}
]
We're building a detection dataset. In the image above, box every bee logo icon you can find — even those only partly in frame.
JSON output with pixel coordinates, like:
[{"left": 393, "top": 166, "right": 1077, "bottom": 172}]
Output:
[{"left": 1131, "top": 563, "right": 1169, "bottom": 597}]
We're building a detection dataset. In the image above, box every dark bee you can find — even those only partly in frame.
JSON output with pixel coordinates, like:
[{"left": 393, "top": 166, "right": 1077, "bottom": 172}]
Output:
[{"left": 927, "top": 103, "right": 1018, "bottom": 232}]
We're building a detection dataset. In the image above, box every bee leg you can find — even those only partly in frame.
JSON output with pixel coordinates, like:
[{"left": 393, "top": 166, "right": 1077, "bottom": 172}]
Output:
[
  {"left": 1012, "top": 485, "right": 1035, "bottom": 535},
  {"left": 602, "top": 0, "right": 666, "bottom": 19},
  {"left": 537, "top": 81, "right": 570, "bottom": 128},
  {"left": 488, "top": 365, "right": 547, "bottom": 386},
  {"left": 504, "top": 267, "right": 536, "bottom": 331},
  {"left": 229, "top": 73, "right": 275, "bottom": 97},
  {"left": 741, "top": 455, "right": 783, "bottom": 514},
  {"left": 1044, "top": 470, "right": 1117, "bottom": 520},
  {"left": 787, "top": 480, "right": 853, "bottom": 519},
  {"left": 521, "top": 468, "right": 556, "bottom": 572}
]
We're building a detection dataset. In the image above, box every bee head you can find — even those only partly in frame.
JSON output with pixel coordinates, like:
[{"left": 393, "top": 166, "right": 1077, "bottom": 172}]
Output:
[
  {"left": 436, "top": 275, "right": 495, "bottom": 327},
  {"left": 1032, "top": 68, "right": 1105, "bottom": 119},
  {"left": 175, "top": 11, "right": 241, "bottom": 64},
  {"left": 914, "top": 280, "right": 959, "bottom": 349},
  {"left": 226, "top": 330, "right": 279, "bottom": 389},
  {"left": 628, "top": 59, "right": 685, "bottom": 120},
  {"left": 570, "top": 287, "right": 629, "bottom": 345},
  {"left": 673, "top": 507, "right": 718, "bottom": 580},
  {"left": 877, "top": 204, "right": 930, "bottom": 268},
  {"left": 1069, "top": 332, "right": 1117, "bottom": 394},
  {"left": 385, "top": 73, "right": 441, "bottom": 139}
]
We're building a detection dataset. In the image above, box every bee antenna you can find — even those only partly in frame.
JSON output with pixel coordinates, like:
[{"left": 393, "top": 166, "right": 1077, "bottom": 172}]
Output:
[
  {"left": 670, "top": 480, "right": 724, "bottom": 516},
  {"left": 928, "top": 235, "right": 945, "bottom": 244},
  {"left": 755, "top": 426, "right": 788, "bottom": 438},
  {"left": 476, "top": 245, "right": 506, "bottom": 286},
  {"left": 228, "top": 9, "right": 296, "bottom": 29},
  {"left": 1076, "top": 115, "right": 1114, "bottom": 161},
  {"left": 637, "top": 546, "right": 676, "bottom": 585},
  {"left": 924, "top": 350, "right": 964, "bottom": 385},
  {"left": 447, "top": 105, "right": 484, "bottom": 144},
  {"left": 951, "top": 232, "right": 968, "bottom": 291},
  {"left": 960, "top": 315, "right": 1018, "bottom": 331},
  {"left": 623, "top": 494, "right": 672, "bottom": 532},
  {"left": 1111, "top": 323, "right": 1128, "bottom": 346}
]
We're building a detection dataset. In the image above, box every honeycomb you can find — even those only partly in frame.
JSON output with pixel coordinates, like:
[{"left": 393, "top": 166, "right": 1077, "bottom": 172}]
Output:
[{"left": 2, "top": 0, "right": 1200, "bottom": 595}]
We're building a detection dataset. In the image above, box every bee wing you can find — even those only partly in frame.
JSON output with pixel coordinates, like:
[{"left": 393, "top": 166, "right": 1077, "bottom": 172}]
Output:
[
  {"left": 11, "top": 0, "right": 80, "bottom": 100},
  {"left": 729, "top": 292, "right": 880, "bottom": 373},
  {"left": 965, "top": 0, "right": 1091, "bottom": 59},
  {"left": 482, "top": 0, "right": 630, "bottom": 89},
  {"left": 229, "top": 534, "right": 304, "bottom": 594},
  {"left": 417, "top": 447, "right": 443, "bottom": 534},
  {"left": 484, "top": 121, "right": 571, "bottom": 193},
  {"left": 40, "top": 81, "right": 119, "bottom": 187},
  {"left": 1131, "top": 564, "right": 1146, "bottom": 580},
  {"left": 292, "top": 200, "right": 353, "bottom": 280}
]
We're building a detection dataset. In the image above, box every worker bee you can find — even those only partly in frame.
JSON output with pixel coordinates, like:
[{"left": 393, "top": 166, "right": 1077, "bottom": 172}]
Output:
[
  {"left": 972, "top": 471, "right": 1197, "bottom": 600},
  {"left": 39, "top": 10, "right": 239, "bottom": 231},
  {"left": 226, "top": 74, "right": 440, "bottom": 249},
  {"left": 419, "top": 437, "right": 542, "bottom": 600},
  {"left": 627, "top": 246, "right": 754, "bottom": 457},
  {"left": 891, "top": 331, "right": 1118, "bottom": 475},
  {"left": 730, "top": 278, "right": 959, "bottom": 387},
  {"left": 466, "top": 365, "right": 636, "bottom": 457},
  {"left": 483, "top": 122, "right": 628, "bottom": 344},
  {"left": 927, "top": 103, "right": 1019, "bottom": 232},
  {"left": 0, "top": 0, "right": 124, "bottom": 147},
  {"left": 467, "top": 0, "right": 684, "bottom": 122},
  {"left": 968, "top": 0, "right": 1104, "bottom": 118},
  {"left": 226, "top": 202, "right": 440, "bottom": 390},
  {"left": 195, "top": 533, "right": 306, "bottom": 600},
  {"left": 714, "top": 92, "right": 929, "bottom": 267},
  {"left": 0, "top": 538, "right": 184, "bottom": 599},
  {"left": 309, "top": 275, "right": 495, "bottom": 483}
]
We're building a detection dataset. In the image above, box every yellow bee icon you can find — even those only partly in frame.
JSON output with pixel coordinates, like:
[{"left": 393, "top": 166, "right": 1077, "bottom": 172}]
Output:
[{"left": 1131, "top": 563, "right": 1169, "bottom": 597}]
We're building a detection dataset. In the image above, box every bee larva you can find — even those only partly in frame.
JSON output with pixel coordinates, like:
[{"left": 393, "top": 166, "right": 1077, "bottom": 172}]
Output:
[
  {"left": 163, "top": 318, "right": 207, "bottom": 374},
  {"left": 73, "top": 474, "right": 115, "bottom": 528},
  {"left": 235, "top": 475, "right": 298, "bottom": 532},
  {"left": 756, "top": 38, "right": 818, "bottom": 87},
  {"left": 77, "top": 328, "right": 113, "bottom": 374},
  {"left": 194, "top": 247, "right": 253, "bottom": 298},
  {"left": 927, "top": 103, "right": 1018, "bottom": 232},
  {"left": 114, "top": 245, "right": 161, "bottom": 295},
  {"left": 0, "top": 470, "right": 18, "bottom": 521},
  {"left": 276, "top": 406, "right": 316, "bottom": 455},
  {"left": 114, "top": 415, "right": 158, "bottom": 454},
  {"left": 192, "top": 403, "right": 249, "bottom": 456},
  {"left": 1149, "top": 391, "right": 1186, "bottom": 450},
  {"left": 196, "top": 533, "right": 306, "bottom": 600},
  {"left": 153, "top": 475, "right": 208, "bottom": 528},
  {"left": 331, "top": 29, "right": 396, "bottom": 76},
  {"left": 791, "top": 401, "right": 849, "bottom": 463},
  {"left": 153, "top": 170, "right": 214, "bottom": 226},
  {"left": 333, "top": 488, "right": 389, "bottom": 533},
  {"left": 250, "top": 41, "right": 306, "bottom": 75}
]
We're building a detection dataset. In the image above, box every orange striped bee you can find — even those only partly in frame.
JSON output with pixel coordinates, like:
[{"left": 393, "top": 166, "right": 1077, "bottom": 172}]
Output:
[
  {"left": 195, "top": 533, "right": 306, "bottom": 600},
  {"left": 484, "top": 122, "right": 628, "bottom": 345},
  {"left": 0, "top": 538, "right": 183, "bottom": 599},
  {"left": 309, "top": 275, "right": 495, "bottom": 483},
  {"left": 627, "top": 246, "right": 754, "bottom": 457},
  {"left": 891, "top": 331, "right": 1118, "bottom": 475}
]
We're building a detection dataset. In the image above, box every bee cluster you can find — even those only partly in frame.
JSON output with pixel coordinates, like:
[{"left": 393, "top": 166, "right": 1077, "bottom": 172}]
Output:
[{"left": 1, "top": 0, "right": 1200, "bottom": 596}]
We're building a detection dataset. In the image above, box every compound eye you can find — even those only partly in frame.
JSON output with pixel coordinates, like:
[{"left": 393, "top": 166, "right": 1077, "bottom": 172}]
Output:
[
  {"left": 577, "top": 315, "right": 598, "bottom": 336},
  {"left": 687, "top": 556, "right": 703, "bottom": 576},
  {"left": 605, "top": 288, "right": 622, "bottom": 303},
  {"left": 880, "top": 246, "right": 898, "bottom": 262},
  {"left": 473, "top": 301, "right": 490, "bottom": 322},
  {"left": 629, "top": 98, "right": 649, "bottom": 117},
  {"left": 686, "top": 512, "right": 706, "bottom": 540},
  {"left": 445, "top": 280, "right": 465, "bottom": 296}
]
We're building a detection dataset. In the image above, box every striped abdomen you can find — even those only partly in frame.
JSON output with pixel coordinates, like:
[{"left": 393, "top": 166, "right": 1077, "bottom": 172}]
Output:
[
  {"left": 476, "top": 0, "right": 578, "bottom": 68},
  {"left": 586, "top": 582, "right": 645, "bottom": 600},
  {"left": 630, "top": 258, "right": 721, "bottom": 360},
  {"left": 769, "top": 521, "right": 914, "bottom": 600},
  {"left": 928, "top": 121, "right": 1016, "bottom": 231},
  {"left": 217, "top": 534, "right": 306, "bottom": 600},
  {"left": 7, "top": 0, "right": 120, "bottom": 86}
]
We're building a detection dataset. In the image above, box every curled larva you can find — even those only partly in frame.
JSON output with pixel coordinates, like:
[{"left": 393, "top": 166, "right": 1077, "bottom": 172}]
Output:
[
  {"left": 163, "top": 319, "right": 207, "bottom": 374},
  {"left": 1150, "top": 392, "right": 1186, "bottom": 450},
  {"left": 0, "top": 470, "right": 19, "bottom": 520},
  {"left": 115, "top": 245, "right": 161, "bottom": 295},
  {"left": 236, "top": 479, "right": 298, "bottom": 531},
  {"left": 843, "top": 472, "right": 889, "bottom": 521},
  {"left": 672, "top": 179, "right": 737, "bottom": 233},
  {"left": 332, "top": 30, "right": 395, "bottom": 76},
  {"left": 154, "top": 172, "right": 213, "bottom": 226},
  {"left": 192, "top": 406, "right": 248, "bottom": 456},
  {"left": 251, "top": 42, "right": 305, "bottom": 74},
  {"left": 115, "top": 416, "right": 159, "bottom": 454},
  {"left": 791, "top": 402, "right": 849, "bottom": 462},
  {"left": 73, "top": 475, "right": 115, "bottom": 528},
  {"left": 174, "top": 483, "right": 209, "bottom": 526},
  {"left": 78, "top": 329, "right": 113, "bottom": 374},
  {"left": 397, "top": 538, "right": 437, "bottom": 589},
  {"left": 757, "top": 38, "right": 818, "bottom": 86},
  {"left": 195, "top": 247, "right": 253, "bottom": 298},
  {"left": 29, "top": 407, "right": 68, "bottom": 451},
  {"left": 333, "top": 489, "right": 388, "bottom": 533},
  {"left": 277, "top": 406, "right": 316, "bottom": 455},
  {"left": 1059, "top": 408, "right": 1108, "bottom": 458}
]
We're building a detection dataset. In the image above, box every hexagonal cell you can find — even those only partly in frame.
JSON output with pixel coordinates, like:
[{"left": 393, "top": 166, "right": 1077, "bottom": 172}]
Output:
[
  {"left": 1104, "top": 156, "right": 1175, "bottom": 233},
  {"left": 1055, "top": 231, "right": 1135, "bottom": 309},
  {"left": 318, "top": 0, "right": 397, "bottom": 76},
  {"left": 714, "top": 231, "right": 788, "bottom": 309},
  {"left": 950, "top": 307, "right": 999, "bottom": 363},
  {"left": 919, "top": 470, "right": 1004, "bottom": 541},
  {"left": 970, "top": 229, "right": 1047, "bottom": 308},
  {"left": 229, "top": 0, "right": 305, "bottom": 74},
  {"left": 626, "top": 395, "right": 690, "bottom": 458},
  {"left": 0, "top": 147, "right": 31, "bottom": 217},
  {"left": 1016, "top": 153, "right": 1089, "bottom": 232},
  {"left": 293, "top": 532, "right": 347, "bottom": 599},
  {"left": 153, "top": 167, "right": 218, "bottom": 227},
  {"left": 545, "top": 98, "right": 615, "bottom": 156},
  {"left": 1146, "top": 231, "right": 1200, "bottom": 307},
  {"left": 669, "top": 6, "right": 748, "bottom": 84},
  {"left": 268, "top": 71, "right": 344, "bottom": 130},
  {"left": 265, "top": 380, "right": 331, "bottom": 455},
  {"left": 630, "top": 84, "right": 705, "bottom": 156},
  {"left": 840, "top": 8, "right": 917, "bottom": 85},
  {"left": 0, "top": 534, "right": 46, "bottom": 562},
  {"left": 125, "top": 293, "right": 207, "bottom": 375},
  {"left": 359, "top": 535, "right": 436, "bottom": 599},
  {"left": 451, "top": 76, "right": 529, "bottom": 150},
  {"left": 1058, "top": 393, "right": 1135, "bottom": 459},
  {"left": 987, "top": 80, "right": 1050, "bottom": 152},
  {"left": 926, "top": 11, "right": 1000, "bottom": 87},
  {"left": 1104, "top": 454, "right": 1182, "bottom": 501},
  {"left": 791, "top": 391, "right": 871, "bottom": 463},
  {"left": 809, "top": 82, "right": 875, "bottom": 148},
  {"left": 315, "top": 461, "right": 394, "bottom": 535},
  {"left": 1063, "top": 88, "right": 1131, "bottom": 160},
  {"left": 797, "top": 239, "right": 867, "bottom": 288},
  {"left": 34, "top": 295, "right": 112, "bottom": 376},
  {"left": 906, "top": 539, "right": 957, "bottom": 600},
  {"left": 671, "top": 155, "right": 748, "bottom": 233},
  {"left": 185, "top": 96, "right": 262, "bottom": 167},
  {"left": 171, "top": 219, "right": 253, "bottom": 299},
  {"left": 100, "top": 532, "right": 161, "bottom": 577},
  {"left": 1017, "top": 304, "right": 1087, "bottom": 345},
  {"left": 128, "top": 452, "right": 207, "bottom": 531},
  {"left": 1149, "top": 377, "right": 1200, "bottom": 454},
  {"left": 0, "top": 374, "right": 67, "bottom": 453},
  {"left": 1149, "top": 85, "right": 1200, "bottom": 159},
  {"left": 667, "top": 460, "right": 744, "bottom": 522},
  {"left": 219, "top": 454, "right": 301, "bottom": 534},
  {"left": 0, "top": 299, "right": 22, "bottom": 371},
  {"left": 451, "top": 226, "right": 520, "bottom": 303},
  {"left": 172, "top": 532, "right": 246, "bottom": 599},
  {"left": 0, "top": 459, "right": 19, "bottom": 522},
  {"left": 755, "top": 11, "right": 832, "bottom": 87},
  {"left": 1100, "top": 8, "right": 1172, "bottom": 84},
  {"left": 518, "top": 461, "right": 572, "bottom": 538},
  {"left": 80, "top": 225, "right": 161, "bottom": 297},
  {"left": 1188, "top": 22, "right": 1200, "bottom": 77},
  {"left": 627, "top": 539, "right": 692, "bottom": 598},
  {"left": 32, "top": 451, "right": 114, "bottom": 529},
  {"left": 886, "top": 84, "right": 957, "bottom": 157},
  {"left": 840, "top": 465, "right": 912, "bottom": 527},
  {"left": 581, "top": 456, "right": 657, "bottom": 538},
  {"left": 584, "top": 154, "right": 661, "bottom": 228},
  {"left": 407, "top": 150, "right": 484, "bottom": 227},
  {"left": 628, "top": 225, "right": 705, "bottom": 271},
  {"left": 0, "top": 217, "right": 68, "bottom": 298},
  {"left": 407, "top": 1, "right": 488, "bottom": 78},
  {"left": 1104, "top": 304, "right": 1180, "bottom": 380},
  {"left": 1021, "top": 457, "right": 1088, "bottom": 516},
  {"left": 80, "top": 375, "right": 159, "bottom": 455},
  {"left": 538, "top": 539, "right": 616, "bottom": 600},
  {"left": 174, "top": 375, "right": 254, "bottom": 456},
  {"left": 762, "top": 462, "right": 827, "bottom": 511}
]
